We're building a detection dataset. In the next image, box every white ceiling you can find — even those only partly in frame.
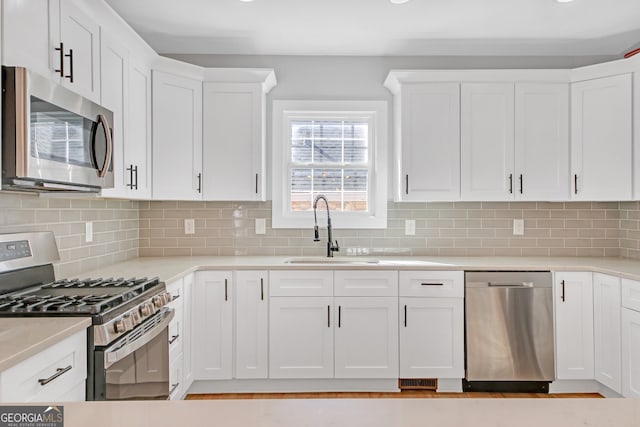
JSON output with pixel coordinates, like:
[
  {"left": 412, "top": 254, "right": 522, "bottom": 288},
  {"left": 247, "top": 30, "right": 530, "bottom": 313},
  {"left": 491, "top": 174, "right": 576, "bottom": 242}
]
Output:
[{"left": 104, "top": 0, "right": 640, "bottom": 56}]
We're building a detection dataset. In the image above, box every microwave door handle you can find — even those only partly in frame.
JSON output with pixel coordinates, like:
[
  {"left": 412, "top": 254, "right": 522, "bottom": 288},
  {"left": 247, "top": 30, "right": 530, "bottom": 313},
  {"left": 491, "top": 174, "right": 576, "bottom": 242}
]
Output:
[{"left": 96, "top": 114, "right": 112, "bottom": 178}]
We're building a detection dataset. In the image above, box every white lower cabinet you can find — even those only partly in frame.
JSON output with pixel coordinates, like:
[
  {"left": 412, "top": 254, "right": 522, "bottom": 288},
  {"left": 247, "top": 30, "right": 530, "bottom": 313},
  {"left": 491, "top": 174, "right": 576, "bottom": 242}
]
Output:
[
  {"left": 193, "top": 271, "right": 233, "bottom": 380},
  {"left": 166, "top": 277, "right": 184, "bottom": 399},
  {"left": 234, "top": 271, "right": 269, "bottom": 379},
  {"left": 554, "top": 272, "right": 594, "bottom": 380},
  {"left": 182, "top": 273, "right": 194, "bottom": 388},
  {"left": 399, "top": 297, "right": 464, "bottom": 378},
  {"left": 169, "top": 353, "right": 183, "bottom": 400},
  {"left": 334, "top": 297, "right": 398, "bottom": 379},
  {"left": 622, "top": 279, "right": 640, "bottom": 397},
  {"left": 398, "top": 271, "right": 464, "bottom": 379},
  {"left": 269, "top": 296, "right": 334, "bottom": 379},
  {"left": 593, "top": 273, "right": 622, "bottom": 393},
  {"left": 0, "top": 329, "right": 87, "bottom": 402}
]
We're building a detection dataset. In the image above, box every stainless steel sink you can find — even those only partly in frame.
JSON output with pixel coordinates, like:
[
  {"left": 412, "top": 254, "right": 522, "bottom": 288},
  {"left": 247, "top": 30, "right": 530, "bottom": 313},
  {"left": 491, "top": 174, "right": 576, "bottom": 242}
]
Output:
[{"left": 283, "top": 257, "right": 379, "bottom": 265}]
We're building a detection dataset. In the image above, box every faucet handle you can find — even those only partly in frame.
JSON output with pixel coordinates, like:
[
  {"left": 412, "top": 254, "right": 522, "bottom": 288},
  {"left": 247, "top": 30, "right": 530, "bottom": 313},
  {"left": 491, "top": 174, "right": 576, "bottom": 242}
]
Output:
[
  {"left": 331, "top": 240, "right": 340, "bottom": 253},
  {"left": 313, "top": 225, "right": 320, "bottom": 242}
]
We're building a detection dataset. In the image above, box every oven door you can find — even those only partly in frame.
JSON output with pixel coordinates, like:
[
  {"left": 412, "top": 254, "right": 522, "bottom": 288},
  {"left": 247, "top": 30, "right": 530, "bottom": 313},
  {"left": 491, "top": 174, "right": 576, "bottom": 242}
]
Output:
[{"left": 92, "top": 307, "right": 174, "bottom": 400}]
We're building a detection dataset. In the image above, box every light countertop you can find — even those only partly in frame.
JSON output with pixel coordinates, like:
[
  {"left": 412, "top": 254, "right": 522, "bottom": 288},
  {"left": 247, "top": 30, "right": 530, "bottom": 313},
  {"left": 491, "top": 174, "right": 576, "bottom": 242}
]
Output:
[
  {"left": 0, "top": 317, "right": 91, "bottom": 371},
  {"left": 76, "top": 255, "right": 640, "bottom": 285},
  {"left": 55, "top": 398, "right": 640, "bottom": 427}
]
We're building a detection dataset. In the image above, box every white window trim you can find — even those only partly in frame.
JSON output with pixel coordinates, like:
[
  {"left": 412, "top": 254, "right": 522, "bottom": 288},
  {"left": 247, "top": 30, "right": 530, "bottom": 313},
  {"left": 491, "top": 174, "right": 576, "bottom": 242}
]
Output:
[{"left": 272, "top": 100, "right": 388, "bottom": 229}]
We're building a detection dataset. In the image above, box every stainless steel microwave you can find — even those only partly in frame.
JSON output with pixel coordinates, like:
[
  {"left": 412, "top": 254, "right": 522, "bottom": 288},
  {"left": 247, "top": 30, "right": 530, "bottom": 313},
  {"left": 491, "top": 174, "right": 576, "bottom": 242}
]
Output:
[{"left": 1, "top": 66, "right": 114, "bottom": 193}]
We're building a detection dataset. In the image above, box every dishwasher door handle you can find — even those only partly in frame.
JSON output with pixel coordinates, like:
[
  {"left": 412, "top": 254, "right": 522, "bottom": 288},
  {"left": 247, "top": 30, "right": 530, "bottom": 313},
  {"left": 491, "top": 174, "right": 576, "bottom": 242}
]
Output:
[{"left": 487, "top": 282, "right": 534, "bottom": 288}]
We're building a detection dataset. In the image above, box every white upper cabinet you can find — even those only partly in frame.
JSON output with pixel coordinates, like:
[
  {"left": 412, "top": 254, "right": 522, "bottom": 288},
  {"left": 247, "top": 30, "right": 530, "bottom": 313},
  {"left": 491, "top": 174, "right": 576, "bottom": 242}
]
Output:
[
  {"left": 3, "top": 0, "right": 100, "bottom": 101},
  {"left": 634, "top": 72, "right": 640, "bottom": 200},
  {"left": 571, "top": 74, "right": 632, "bottom": 200},
  {"left": 514, "top": 83, "right": 569, "bottom": 200},
  {"left": 461, "top": 83, "right": 515, "bottom": 201},
  {"left": 554, "top": 272, "right": 594, "bottom": 380},
  {"left": 124, "top": 57, "right": 152, "bottom": 199},
  {"left": 395, "top": 83, "right": 460, "bottom": 201},
  {"left": 99, "top": 32, "right": 128, "bottom": 199},
  {"left": 202, "top": 70, "right": 275, "bottom": 201},
  {"left": 152, "top": 70, "right": 203, "bottom": 200}
]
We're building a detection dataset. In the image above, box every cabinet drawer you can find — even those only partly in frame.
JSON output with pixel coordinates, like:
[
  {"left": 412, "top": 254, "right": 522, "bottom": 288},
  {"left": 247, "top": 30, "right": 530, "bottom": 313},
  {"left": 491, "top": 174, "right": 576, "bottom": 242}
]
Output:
[
  {"left": 335, "top": 271, "right": 398, "bottom": 297},
  {"left": 0, "top": 329, "right": 87, "bottom": 403},
  {"left": 269, "top": 270, "right": 333, "bottom": 297},
  {"left": 399, "top": 271, "right": 464, "bottom": 297},
  {"left": 622, "top": 278, "right": 640, "bottom": 312},
  {"left": 168, "top": 305, "right": 183, "bottom": 360}
]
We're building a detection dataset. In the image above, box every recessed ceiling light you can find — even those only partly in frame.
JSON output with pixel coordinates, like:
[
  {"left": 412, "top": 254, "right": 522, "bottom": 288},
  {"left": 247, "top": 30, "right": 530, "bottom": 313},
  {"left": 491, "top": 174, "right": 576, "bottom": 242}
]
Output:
[
  {"left": 555, "top": 0, "right": 576, "bottom": 3},
  {"left": 239, "top": 0, "right": 255, "bottom": 2},
  {"left": 390, "top": 0, "right": 411, "bottom": 4}
]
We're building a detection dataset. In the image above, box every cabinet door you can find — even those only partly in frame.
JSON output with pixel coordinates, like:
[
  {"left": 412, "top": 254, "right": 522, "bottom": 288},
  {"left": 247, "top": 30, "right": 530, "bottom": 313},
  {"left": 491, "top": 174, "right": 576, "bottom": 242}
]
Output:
[
  {"left": 182, "top": 273, "right": 194, "bottom": 389},
  {"left": 99, "top": 33, "right": 129, "bottom": 199},
  {"left": 2, "top": 0, "right": 60, "bottom": 80},
  {"left": 554, "top": 272, "right": 594, "bottom": 380},
  {"left": 235, "top": 271, "right": 269, "bottom": 379},
  {"left": 334, "top": 297, "right": 398, "bottom": 379},
  {"left": 59, "top": 0, "right": 100, "bottom": 102},
  {"left": 203, "top": 83, "right": 265, "bottom": 201},
  {"left": 593, "top": 273, "right": 621, "bottom": 392},
  {"left": 398, "top": 83, "right": 460, "bottom": 201},
  {"left": 152, "top": 70, "right": 203, "bottom": 200},
  {"left": 192, "top": 271, "right": 232, "bottom": 380},
  {"left": 514, "top": 83, "right": 569, "bottom": 200},
  {"left": 399, "top": 297, "right": 464, "bottom": 379},
  {"left": 621, "top": 307, "right": 640, "bottom": 397},
  {"left": 634, "top": 72, "right": 640, "bottom": 200},
  {"left": 461, "top": 83, "right": 514, "bottom": 201},
  {"left": 269, "top": 297, "right": 333, "bottom": 379},
  {"left": 126, "top": 57, "right": 152, "bottom": 199},
  {"left": 571, "top": 74, "right": 632, "bottom": 200}
]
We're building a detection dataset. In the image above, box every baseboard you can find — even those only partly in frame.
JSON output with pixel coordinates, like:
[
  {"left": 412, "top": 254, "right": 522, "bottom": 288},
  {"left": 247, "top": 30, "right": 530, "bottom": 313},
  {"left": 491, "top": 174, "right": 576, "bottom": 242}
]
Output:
[
  {"left": 187, "top": 379, "right": 401, "bottom": 394},
  {"left": 436, "top": 379, "right": 463, "bottom": 392},
  {"left": 549, "top": 380, "right": 600, "bottom": 394}
]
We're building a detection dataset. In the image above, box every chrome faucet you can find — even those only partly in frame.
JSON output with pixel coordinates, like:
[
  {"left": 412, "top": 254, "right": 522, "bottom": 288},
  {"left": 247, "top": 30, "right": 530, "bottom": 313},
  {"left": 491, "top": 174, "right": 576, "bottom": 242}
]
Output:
[{"left": 313, "top": 194, "right": 339, "bottom": 257}]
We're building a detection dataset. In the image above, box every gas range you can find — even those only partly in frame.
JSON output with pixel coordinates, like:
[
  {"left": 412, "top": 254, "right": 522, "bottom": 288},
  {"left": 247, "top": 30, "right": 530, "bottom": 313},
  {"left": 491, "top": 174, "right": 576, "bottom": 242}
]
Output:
[
  {"left": 0, "top": 232, "right": 175, "bottom": 400},
  {"left": 0, "top": 276, "right": 172, "bottom": 346}
]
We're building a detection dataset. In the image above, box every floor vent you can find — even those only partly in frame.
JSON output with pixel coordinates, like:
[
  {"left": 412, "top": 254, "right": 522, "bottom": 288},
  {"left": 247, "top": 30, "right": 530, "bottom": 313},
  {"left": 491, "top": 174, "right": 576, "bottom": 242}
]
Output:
[{"left": 398, "top": 378, "right": 437, "bottom": 390}]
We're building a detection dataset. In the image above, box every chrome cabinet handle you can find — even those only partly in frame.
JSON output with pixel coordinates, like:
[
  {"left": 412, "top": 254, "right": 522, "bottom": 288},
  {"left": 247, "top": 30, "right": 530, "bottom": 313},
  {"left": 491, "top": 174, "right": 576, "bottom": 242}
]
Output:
[
  {"left": 65, "top": 49, "right": 74, "bottom": 82},
  {"left": 509, "top": 174, "right": 513, "bottom": 194},
  {"left": 421, "top": 282, "right": 443, "bottom": 286},
  {"left": 260, "top": 278, "right": 264, "bottom": 301},
  {"left": 574, "top": 174, "right": 578, "bottom": 195},
  {"left": 405, "top": 174, "right": 409, "bottom": 195},
  {"left": 38, "top": 365, "right": 72, "bottom": 386},
  {"left": 224, "top": 278, "right": 228, "bottom": 301},
  {"left": 197, "top": 173, "right": 202, "bottom": 193},
  {"left": 561, "top": 280, "right": 565, "bottom": 302},
  {"left": 519, "top": 174, "right": 523, "bottom": 194},
  {"left": 169, "top": 382, "right": 180, "bottom": 395},
  {"left": 255, "top": 173, "right": 259, "bottom": 194},
  {"left": 327, "top": 305, "right": 331, "bottom": 328},
  {"left": 54, "top": 42, "right": 65, "bottom": 77},
  {"left": 403, "top": 305, "right": 407, "bottom": 327},
  {"left": 127, "top": 164, "right": 134, "bottom": 189},
  {"left": 169, "top": 334, "right": 180, "bottom": 345}
]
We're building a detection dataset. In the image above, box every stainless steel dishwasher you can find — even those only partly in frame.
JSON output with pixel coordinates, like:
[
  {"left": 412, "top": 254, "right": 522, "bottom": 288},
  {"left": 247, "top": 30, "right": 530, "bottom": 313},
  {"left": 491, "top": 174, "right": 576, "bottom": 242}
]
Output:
[{"left": 464, "top": 271, "right": 554, "bottom": 392}]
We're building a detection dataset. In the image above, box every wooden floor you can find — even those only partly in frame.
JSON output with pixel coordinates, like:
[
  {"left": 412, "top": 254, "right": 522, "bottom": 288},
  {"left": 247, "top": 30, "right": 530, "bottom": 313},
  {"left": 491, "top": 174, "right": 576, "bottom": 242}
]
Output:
[{"left": 186, "top": 391, "right": 602, "bottom": 400}]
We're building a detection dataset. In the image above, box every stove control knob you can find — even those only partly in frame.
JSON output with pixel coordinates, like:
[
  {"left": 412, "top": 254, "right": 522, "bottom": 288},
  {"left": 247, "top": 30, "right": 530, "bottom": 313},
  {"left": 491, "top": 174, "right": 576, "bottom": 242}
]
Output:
[
  {"left": 152, "top": 295, "right": 164, "bottom": 309},
  {"left": 123, "top": 314, "right": 134, "bottom": 330},
  {"left": 130, "top": 311, "right": 141, "bottom": 325},
  {"left": 162, "top": 292, "right": 172, "bottom": 305},
  {"left": 139, "top": 303, "right": 152, "bottom": 317},
  {"left": 114, "top": 318, "right": 128, "bottom": 334}
]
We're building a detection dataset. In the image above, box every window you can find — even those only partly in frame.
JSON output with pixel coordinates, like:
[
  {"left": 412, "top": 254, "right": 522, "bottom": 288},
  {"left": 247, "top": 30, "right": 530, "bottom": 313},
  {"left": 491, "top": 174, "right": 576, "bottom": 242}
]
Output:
[{"left": 272, "top": 100, "right": 387, "bottom": 229}]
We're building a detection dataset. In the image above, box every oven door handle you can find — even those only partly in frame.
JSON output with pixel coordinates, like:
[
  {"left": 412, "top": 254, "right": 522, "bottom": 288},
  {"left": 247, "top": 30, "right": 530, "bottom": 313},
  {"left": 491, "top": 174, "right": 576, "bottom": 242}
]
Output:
[{"left": 103, "top": 308, "right": 174, "bottom": 369}]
